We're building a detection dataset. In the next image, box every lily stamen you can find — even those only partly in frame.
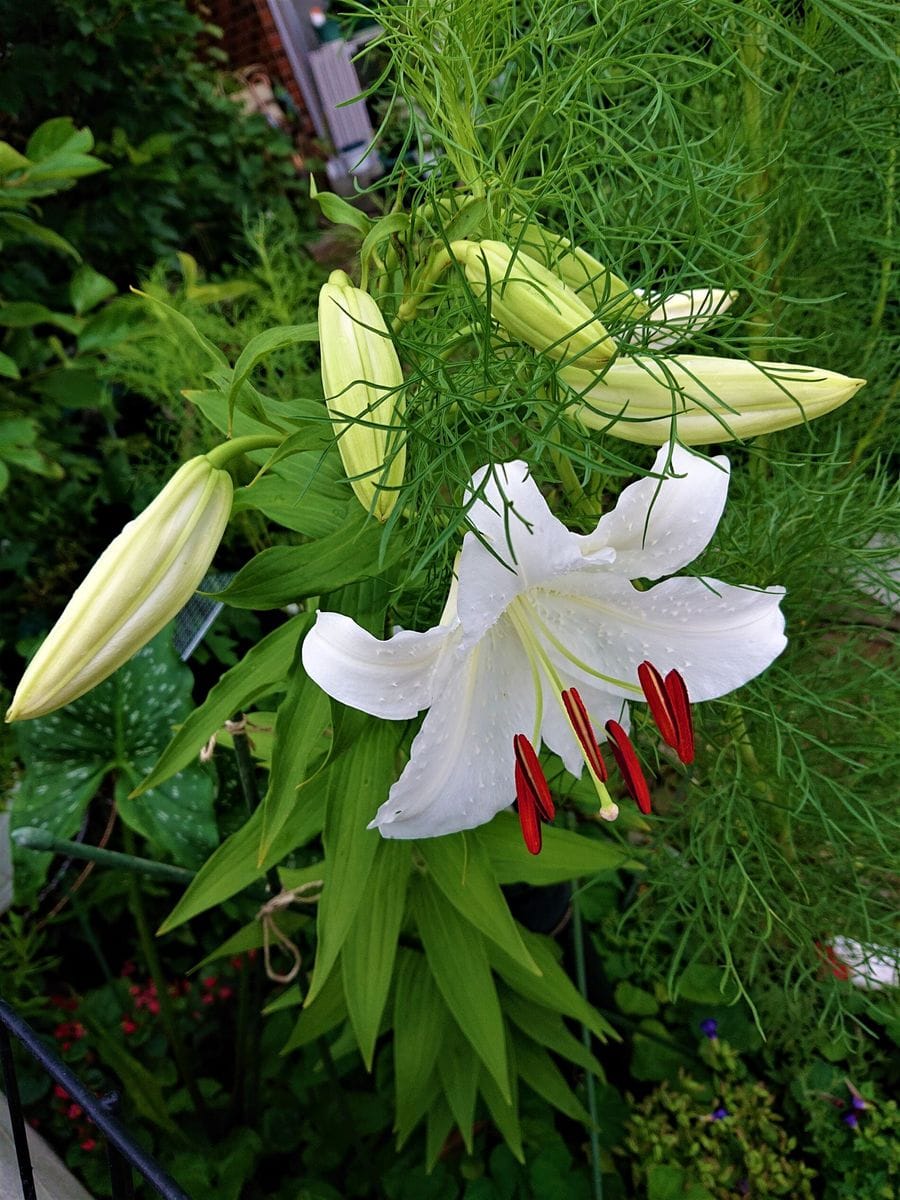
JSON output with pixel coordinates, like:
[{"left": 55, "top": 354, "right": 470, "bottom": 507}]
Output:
[
  {"left": 514, "top": 758, "right": 543, "bottom": 855},
  {"left": 561, "top": 688, "right": 608, "bottom": 781},
  {"left": 513, "top": 733, "right": 555, "bottom": 821},
  {"left": 637, "top": 660, "right": 679, "bottom": 749},
  {"left": 605, "top": 720, "right": 652, "bottom": 814},
  {"left": 665, "top": 669, "right": 695, "bottom": 765}
]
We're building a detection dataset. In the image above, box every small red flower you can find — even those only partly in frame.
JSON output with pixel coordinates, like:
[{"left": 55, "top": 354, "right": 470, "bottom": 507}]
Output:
[
  {"left": 66, "top": 1104, "right": 83, "bottom": 1121},
  {"left": 53, "top": 1085, "right": 69, "bottom": 1101},
  {"left": 121, "top": 1017, "right": 138, "bottom": 1035},
  {"left": 80, "top": 1138, "right": 97, "bottom": 1153}
]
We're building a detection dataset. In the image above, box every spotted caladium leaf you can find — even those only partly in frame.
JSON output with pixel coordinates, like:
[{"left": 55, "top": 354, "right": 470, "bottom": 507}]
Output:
[{"left": 12, "top": 630, "right": 216, "bottom": 901}]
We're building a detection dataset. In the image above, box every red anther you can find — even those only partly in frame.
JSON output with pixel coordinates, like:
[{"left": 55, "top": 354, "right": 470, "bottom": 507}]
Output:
[
  {"left": 562, "top": 688, "right": 608, "bottom": 781},
  {"left": 665, "top": 669, "right": 695, "bottom": 765},
  {"left": 605, "top": 720, "right": 652, "bottom": 814},
  {"left": 514, "top": 758, "right": 542, "bottom": 855},
  {"left": 513, "top": 734, "right": 555, "bottom": 821},
  {"left": 638, "top": 661, "right": 679, "bottom": 749}
]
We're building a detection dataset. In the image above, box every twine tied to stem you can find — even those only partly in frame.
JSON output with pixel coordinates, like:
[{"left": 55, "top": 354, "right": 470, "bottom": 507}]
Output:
[{"left": 257, "top": 882, "right": 323, "bottom": 984}]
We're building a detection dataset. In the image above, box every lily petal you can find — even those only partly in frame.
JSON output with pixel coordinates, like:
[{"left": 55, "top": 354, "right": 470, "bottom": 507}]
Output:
[
  {"left": 458, "top": 461, "right": 595, "bottom": 641},
  {"left": 532, "top": 573, "right": 786, "bottom": 701},
  {"left": 301, "top": 612, "right": 458, "bottom": 719},
  {"left": 631, "top": 288, "right": 737, "bottom": 351},
  {"left": 369, "top": 623, "right": 537, "bottom": 838},
  {"left": 577, "top": 443, "right": 729, "bottom": 579}
]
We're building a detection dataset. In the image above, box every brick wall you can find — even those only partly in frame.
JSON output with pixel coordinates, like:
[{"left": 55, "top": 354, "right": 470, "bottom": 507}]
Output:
[{"left": 206, "top": 0, "right": 305, "bottom": 110}]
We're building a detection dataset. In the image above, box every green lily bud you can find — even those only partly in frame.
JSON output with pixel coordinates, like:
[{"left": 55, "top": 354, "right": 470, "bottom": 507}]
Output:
[
  {"left": 562, "top": 354, "right": 866, "bottom": 445},
  {"left": 318, "top": 270, "right": 406, "bottom": 521},
  {"left": 507, "top": 220, "right": 648, "bottom": 319},
  {"left": 7, "top": 455, "right": 233, "bottom": 722},
  {"left": 451, "top": 240, "right": 617, "bottom": 369}
]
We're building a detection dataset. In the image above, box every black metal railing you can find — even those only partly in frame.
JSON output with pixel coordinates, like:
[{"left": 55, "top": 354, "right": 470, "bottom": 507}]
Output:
[{"left": 0, "top": 998, "right": 191, "bottom": 1200}]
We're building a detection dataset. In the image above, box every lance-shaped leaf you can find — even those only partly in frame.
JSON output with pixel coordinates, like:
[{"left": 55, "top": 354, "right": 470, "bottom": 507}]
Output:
[
  {"left": 304, "top": 720, "right": 403, "bottom": 1005},
  {"left": 477, "top": 812, "right": 641, "bottom": 884},
  {"left": 511, "top": 1032, "right": 592, "bottom": 1124},
  {"left": 213, "top": 508, "right": 401, "bottom": 610},
  {"left": 158, "top": 767, "right": 328, "bottom": 934},
  {"left": 342, "top": 838, "right": 411, "bottom": 1069},
  {"left": 478, "top": 1032, "right": 523, "bottom": 1162},
  {"left": 134, "top": 613, "right": 311, "bottom": 795},
  {"left": 392, "top": 948, "right": 449, "bottom": 1147},
  {"left": 419, "top": 833, "right": 539, "bottom": 974},
  {"left": 411, "top": 876, "right": 511, "bottom": 1102},
  {"left": 282, "top": 959, "right": 347, "bottom": 1053},
  {"left": 502, "top": 988, "right": 605, "bottom": 1078},
  {"left": 489, "top": 929, "right": 616, "bottom": 1044},
  {"left": 436, "top": 1022, "right": 480, "bottom": 1154}
]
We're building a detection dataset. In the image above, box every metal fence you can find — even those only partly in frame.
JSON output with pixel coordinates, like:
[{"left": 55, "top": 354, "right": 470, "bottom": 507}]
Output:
[{"left": 0, "top": 998, "right": 190, "bottom": 1200}]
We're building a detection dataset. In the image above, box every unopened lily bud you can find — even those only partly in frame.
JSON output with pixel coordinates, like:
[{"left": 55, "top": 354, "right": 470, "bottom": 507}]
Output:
[
  {"left": 562, "top": 354, "right": 865, "bottom": 445},
  {"left": 630, "top": 288, "right": 737, "bottom": 350},
  {"left": 452, "top": 240, "right": 617, "bottom": 369},
  {"left": 508, "top": 221, "right": 647, "bottom": 319},
  {"left": 318, "top": 270, "right": 406, "bottom": 521},
  {"left": 7, "top": 455, "right": 233, "bottom": 721}
]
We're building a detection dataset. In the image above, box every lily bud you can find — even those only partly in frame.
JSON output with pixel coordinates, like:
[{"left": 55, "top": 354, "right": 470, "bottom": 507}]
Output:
[
  {"left": 630, "top": 288, "right": 737, "bottom": 350},
  {"left": 451, "top": 240, "right": 617, "bottom": 369},
  {"left": 318, "top": 270, "right": 406, "bottom": 521},
  {"left": 508, "top": 222, "right": 647, "bottom": 319},
  {"left": 7, "top": 455, "right": 233, "bottom": 721},
  {"left": 562, "top": 354, "right": 865, "bottom": 445}
]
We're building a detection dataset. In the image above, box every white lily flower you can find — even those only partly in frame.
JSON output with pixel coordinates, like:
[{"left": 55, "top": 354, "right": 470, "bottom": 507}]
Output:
[
  {"left": 630, "top": 288, "right": 737, "bottom": 351},
  {"left": 302, "top": 444, "right": 787, "bottom": 840},
  {"left": 830, "top": 937, "right": 899, "bottom": 990}
]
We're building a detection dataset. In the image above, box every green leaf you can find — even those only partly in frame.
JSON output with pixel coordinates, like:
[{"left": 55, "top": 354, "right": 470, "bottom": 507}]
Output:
[
  {"left": 304, "top": 721, "right": 402, "bottom": 1004},
  {"left": 26, "top": 118, "right": 93, "bottom": 161},
  {"left": 232, "top": 451, "right": 348, "bottom": 539},
  {"left": 501, "top": 990, "right": 605, "bottom": 1078},
  {"left": 615, "top": 981, "right": 659, "bottom": 1016},
  {"left": 425, "top": 1094, "right": 455, "bottom": 1173},
  {"left": 310, "top": 179, "right": 372, "bottom": 235},
  {"left": 214, "top": 509, "right": 400, "bottom": 609},
  {"left": 12, "top": 632, "right": 214, "bottom": 900},
  {"left": 478, "top": 1036, "right": 523, "bottom": 1162},
  {"left": 675, "top": 963, "right": 740, "bottom": 1006},
  {"left": 478, "top": 812, "right": 641, "bottom": 884},
  {"left": 0, "top": 301, "right": 82, "bottom": 333},
  {"left": 392, "top": 949, "right": 449, "bottom": 1147},
  {"left": 134, "top": 613, "right": 311, "bottom": 795},
  {"left": 0, "top": 351, "right": 19, "bottom": 379},
  {"left": 70, "top": 263, "right": 117, "bottom": 315},
  {"left": 157, "top": 767, "right": 327, "bottom": 933},
  {"left": 227, "top": 324, "right": 319, "bottom": 429},
  {"left": 421, "top": 833, "right": 539, "bottom": 974},
  {"left": 436, "top": 1023, "right": 480, "bottom": 1153},
  {"left": 282, "top": 959, "right": 347, "bottom": 1053},
  {"left": 489, "top": 930, "right": 616, "bottom": 1044},
  {"left": 343, "top": 839, "right": 411, "bottom": 1069},
  {"left": 82, "top": 1020, "right": 182, "bottom": 1138},
  {"left": 257, "top": 662, "right": 330, "bottom": 862},
  {"left": 412, "top": 876, "right": 511, "bottom": 1102},
  {"left": 360, "top": 211, "right": 410, "bottom": 272},
  {"left": 0, "top": 141, "right": 31, "bottom": 173},
  {"left": 132, "top": 289, "right": 228, "bottom": 367},
  {"left": 0, "top": 212, "right": 79, "bottom": 258},
  {"left": 511, "top": 1034, "right": 591, "bottom": 1124},
  {"left": 193, "top": 911, "right": 310, "bottom": 971}
]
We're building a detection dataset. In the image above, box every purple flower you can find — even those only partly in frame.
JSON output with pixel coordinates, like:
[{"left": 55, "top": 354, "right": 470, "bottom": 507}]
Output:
[
  {"left": 851, "top": 1094, "right": 867, "bottom": 1111},
  {"left": 699, "top": 1018, "right": 718, "bottom": 1039},
  {"left": 843, "top": 1112, "right": 859, "bottom": 1128},
  {"left": 711, "top": 1106, "right": 730, "bottom": 1121}
]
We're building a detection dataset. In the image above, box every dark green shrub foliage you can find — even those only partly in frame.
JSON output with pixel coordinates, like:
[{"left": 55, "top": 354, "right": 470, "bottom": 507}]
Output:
[{"left": 0, "top": 0, "right": 306, "bottom": 277}]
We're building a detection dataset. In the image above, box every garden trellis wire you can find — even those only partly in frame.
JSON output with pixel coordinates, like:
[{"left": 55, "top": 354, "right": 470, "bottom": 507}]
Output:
[{"left": 0, "top": 998, "right": 190, "bottom": 1200}]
